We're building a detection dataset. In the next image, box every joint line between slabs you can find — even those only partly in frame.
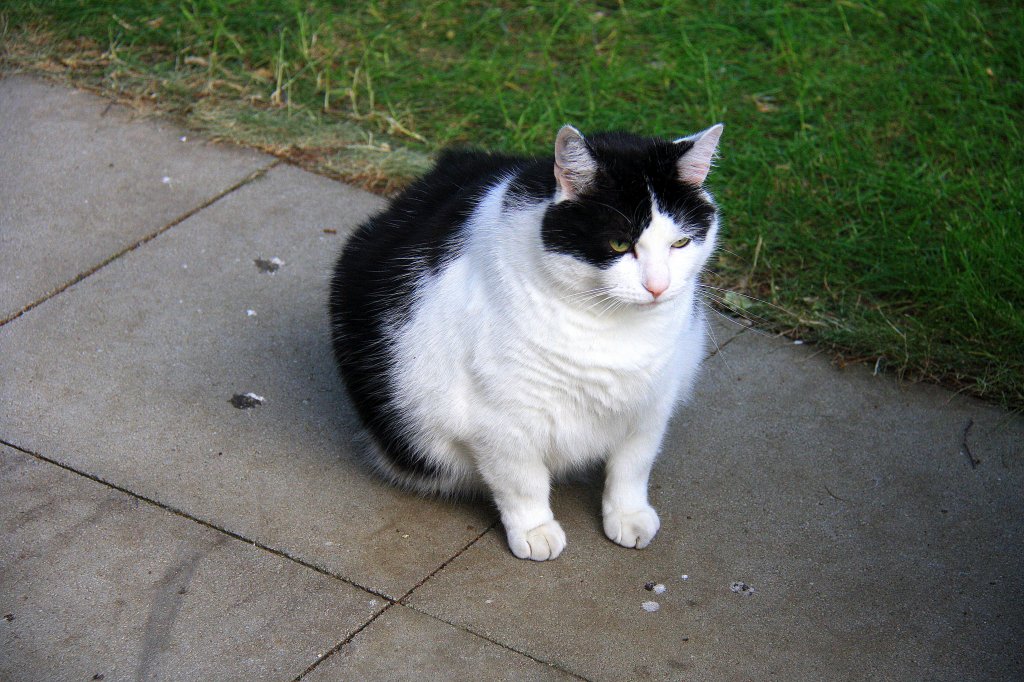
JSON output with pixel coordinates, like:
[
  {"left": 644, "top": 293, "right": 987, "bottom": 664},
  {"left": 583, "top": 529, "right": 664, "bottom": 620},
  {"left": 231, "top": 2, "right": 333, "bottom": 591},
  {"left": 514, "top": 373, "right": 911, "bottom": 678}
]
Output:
[
  {"left": 398, "top": 521, "right": 498, "bottom": 603},
  {"left": 292, "top": 602, "right": 394, "bottom": 681},
  {"left": 401, "top": 603, "right": 593, "bottom": 682},
  {"left": 0, "top": 436, "right": 392, "bottom": 603},
  {"left": 0, "top": 160, "right": 280, "bottom": 327},
  {"left": 2, "top": 441, "right": 588, "bottom": 681},
  {"left": 293, "top": 522, "right": 498, "bottom": 679}
]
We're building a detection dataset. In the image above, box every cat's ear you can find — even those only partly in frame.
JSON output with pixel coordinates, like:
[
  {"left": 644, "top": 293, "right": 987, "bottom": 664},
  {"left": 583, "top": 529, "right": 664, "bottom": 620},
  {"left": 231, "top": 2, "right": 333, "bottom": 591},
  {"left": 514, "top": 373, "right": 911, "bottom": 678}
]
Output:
[
  {"left": 674, "top": 123, "right": 724, "bottom": 186},
  {"left": 554, "top": 125, "right": 597, "bottom": 200}
]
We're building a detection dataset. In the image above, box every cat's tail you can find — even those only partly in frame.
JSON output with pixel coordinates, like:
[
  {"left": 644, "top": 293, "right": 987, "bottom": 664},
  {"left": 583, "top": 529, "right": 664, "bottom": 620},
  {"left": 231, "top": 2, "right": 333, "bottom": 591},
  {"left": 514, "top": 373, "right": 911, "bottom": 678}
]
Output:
[{"left": 352, "top": 428, "right": 486, "bottom": 501}]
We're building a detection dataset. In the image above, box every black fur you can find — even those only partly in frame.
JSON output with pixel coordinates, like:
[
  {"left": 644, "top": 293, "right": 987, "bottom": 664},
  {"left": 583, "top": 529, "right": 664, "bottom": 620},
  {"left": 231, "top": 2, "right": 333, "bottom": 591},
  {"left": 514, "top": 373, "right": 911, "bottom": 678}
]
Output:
[
  {"left": 330, "top": 149, "right": 541, "bottom": 476},
  {"left": 329, "top": 132, "right": 716, "bottom": 477},
  {"left": 539, "top": 132, "right": 715, "bottom": 267}
]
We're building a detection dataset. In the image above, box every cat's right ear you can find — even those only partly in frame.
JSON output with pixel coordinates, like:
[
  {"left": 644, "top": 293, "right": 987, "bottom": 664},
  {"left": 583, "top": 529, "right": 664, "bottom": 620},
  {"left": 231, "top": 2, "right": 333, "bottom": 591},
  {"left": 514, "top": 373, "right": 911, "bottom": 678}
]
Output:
[
  {"left": 674, "top": 123, "right": 724, "bottom": 186},
  {"left": 554, "top": 125, "right": 597, "bottom": 201}
]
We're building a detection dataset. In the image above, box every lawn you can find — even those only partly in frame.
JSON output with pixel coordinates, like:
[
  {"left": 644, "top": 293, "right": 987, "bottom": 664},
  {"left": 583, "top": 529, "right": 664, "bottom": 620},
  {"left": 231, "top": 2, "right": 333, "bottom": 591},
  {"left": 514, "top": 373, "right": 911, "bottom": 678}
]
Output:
[{"left": 4, "top": 1, "right": 1022, "bottom": 408}]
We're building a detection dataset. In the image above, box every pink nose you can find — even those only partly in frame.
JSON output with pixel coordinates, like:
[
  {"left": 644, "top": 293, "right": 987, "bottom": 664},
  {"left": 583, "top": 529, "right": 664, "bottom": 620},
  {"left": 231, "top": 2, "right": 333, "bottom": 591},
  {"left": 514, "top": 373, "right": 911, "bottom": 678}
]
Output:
[{"left": 644, "top": 281, "right": 668, "bottom": 298}]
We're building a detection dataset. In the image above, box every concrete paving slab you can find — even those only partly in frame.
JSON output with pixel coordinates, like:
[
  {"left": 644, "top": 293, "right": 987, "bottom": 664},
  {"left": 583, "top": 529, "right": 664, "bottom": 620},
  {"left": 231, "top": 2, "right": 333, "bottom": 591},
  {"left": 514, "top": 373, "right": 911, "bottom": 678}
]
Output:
[
  {"left": 306, "top": 605, "right": 578, "bottom": 681},
  {"left": 0, "top": 75, "right": 274, "bottom": 321},
  {"left": 0, "top": 162, "right": 493, "bottom": 598},
  {"left": 406, "top": 334, "right": 1024, "bottom": 681},
  {"left": 0, "top": 443, "right": 381, "bottom": 681}
]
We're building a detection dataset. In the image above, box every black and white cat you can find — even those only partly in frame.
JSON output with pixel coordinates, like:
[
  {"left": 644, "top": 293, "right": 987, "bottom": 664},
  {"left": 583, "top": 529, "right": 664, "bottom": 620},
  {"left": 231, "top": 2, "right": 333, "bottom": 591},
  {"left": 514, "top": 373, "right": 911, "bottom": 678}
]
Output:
[{"left": 329, "top": 123, "right": 724, "bottom": 560}]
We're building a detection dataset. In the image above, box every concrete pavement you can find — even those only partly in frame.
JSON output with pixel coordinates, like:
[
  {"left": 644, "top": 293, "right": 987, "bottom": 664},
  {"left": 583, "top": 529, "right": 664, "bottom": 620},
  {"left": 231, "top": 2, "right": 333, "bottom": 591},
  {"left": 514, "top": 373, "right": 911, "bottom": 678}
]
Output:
[{"left": 1, "top": 74, "right": 1022, "bottom": 681}]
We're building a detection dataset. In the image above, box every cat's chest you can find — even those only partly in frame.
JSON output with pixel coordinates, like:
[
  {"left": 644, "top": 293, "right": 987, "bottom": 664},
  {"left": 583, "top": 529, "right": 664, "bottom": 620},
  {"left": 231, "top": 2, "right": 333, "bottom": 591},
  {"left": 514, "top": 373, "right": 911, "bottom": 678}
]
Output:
[{"left": 478, "top": 306, "right": 682, "bottom": 413}]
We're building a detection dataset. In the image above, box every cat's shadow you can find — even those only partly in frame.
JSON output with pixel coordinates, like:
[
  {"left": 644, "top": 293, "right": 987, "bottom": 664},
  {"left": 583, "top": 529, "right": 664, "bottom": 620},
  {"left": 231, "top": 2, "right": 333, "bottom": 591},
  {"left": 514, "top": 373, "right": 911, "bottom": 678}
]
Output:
[
  {"left": 220, "top": 281, "right": 374, "bottom": 472},
  {"left": 553, "top": 469, "right": 605, "bottom": 535}
]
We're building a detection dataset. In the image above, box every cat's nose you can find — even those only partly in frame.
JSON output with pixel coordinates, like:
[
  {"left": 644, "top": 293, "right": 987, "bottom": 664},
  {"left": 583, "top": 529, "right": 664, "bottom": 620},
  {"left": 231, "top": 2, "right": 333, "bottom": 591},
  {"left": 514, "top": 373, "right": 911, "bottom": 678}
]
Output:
[{"left": 644, "top": 280, "right": 668, "bottom": 298}]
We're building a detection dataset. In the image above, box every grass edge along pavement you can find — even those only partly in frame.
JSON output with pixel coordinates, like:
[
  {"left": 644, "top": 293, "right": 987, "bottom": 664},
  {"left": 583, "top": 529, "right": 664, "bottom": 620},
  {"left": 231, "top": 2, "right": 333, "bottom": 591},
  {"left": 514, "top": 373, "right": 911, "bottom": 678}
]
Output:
[{"left": 2, "top": 0, "right": 1022, "bottom": 410}]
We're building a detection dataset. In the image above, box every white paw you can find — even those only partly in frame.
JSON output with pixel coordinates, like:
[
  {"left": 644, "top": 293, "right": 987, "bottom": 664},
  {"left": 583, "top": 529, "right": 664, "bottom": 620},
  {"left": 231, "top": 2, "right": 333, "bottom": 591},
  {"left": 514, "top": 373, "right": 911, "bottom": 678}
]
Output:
[
  {"left": 505, "top": 520, "right": 567, "bottom": 561},
  {"left": 603, "top": 505, "right": 660, "bottom": 549}
]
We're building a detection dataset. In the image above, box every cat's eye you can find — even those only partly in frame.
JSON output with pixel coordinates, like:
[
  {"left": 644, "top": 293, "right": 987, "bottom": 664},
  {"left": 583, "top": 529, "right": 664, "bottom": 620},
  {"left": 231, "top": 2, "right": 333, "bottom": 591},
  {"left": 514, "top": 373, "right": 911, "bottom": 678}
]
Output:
[
  {"left": 672, "top": 237, "right": 692, "bottom": 248},
  {"left": 609, "top": 239, "right": 631, "bottom": 253}
]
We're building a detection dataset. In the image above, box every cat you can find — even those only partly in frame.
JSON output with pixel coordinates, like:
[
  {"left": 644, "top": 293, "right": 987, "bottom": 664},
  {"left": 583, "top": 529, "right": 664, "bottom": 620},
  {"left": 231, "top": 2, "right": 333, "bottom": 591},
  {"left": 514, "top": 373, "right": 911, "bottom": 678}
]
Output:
[{"left": 329, "top": 123, "right": 724, "bottom": 561}]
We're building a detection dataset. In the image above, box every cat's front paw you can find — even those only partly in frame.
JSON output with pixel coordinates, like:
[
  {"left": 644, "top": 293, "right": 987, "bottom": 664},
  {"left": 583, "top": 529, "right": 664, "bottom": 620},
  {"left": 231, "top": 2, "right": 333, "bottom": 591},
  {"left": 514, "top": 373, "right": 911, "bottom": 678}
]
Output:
[
  {"left": 603, "top": 505, "right": 660, "bottom": 549},
  {"left": 505, "top": 520, "right": 567, "bottom": 561}
]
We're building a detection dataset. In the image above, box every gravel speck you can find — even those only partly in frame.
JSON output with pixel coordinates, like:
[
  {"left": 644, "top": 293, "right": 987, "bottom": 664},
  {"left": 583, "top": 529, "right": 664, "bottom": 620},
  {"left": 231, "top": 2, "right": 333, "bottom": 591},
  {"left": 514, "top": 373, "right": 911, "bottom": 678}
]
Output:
[
  {"left": 730, "top": 581, "right": 755, "bottom": 596},
  {"left": 641, "top": 601, "right": 660, "bottom": 612},
  {"left": 229, "top": 392, "right": 265, "bottom": 409},
  {"left": 254, "top": 257, "right": 284, "bottom": 273}
]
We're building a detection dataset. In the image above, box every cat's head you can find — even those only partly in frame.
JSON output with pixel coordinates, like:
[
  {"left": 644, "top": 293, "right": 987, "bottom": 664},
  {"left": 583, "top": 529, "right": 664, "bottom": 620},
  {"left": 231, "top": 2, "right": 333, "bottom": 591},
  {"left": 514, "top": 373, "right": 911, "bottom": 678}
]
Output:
[{"left": 539, "top": 124, "right": 723, "bottom": 308}]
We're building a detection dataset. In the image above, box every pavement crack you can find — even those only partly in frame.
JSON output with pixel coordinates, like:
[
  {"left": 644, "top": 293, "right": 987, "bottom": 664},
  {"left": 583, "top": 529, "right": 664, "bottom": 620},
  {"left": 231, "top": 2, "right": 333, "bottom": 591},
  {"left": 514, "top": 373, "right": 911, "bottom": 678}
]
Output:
[
  {"left": 0, "top": 160, "right": 280, "bottom": 327},
  {"left": 0, "top": 437, "right": 392, "bottom": 602},
  {"left": 396, "top": 521, "right": 499, "bottom": 604},
  {"left": 287, "top": 523, "right": 502, "bottom": 679},
  {"left": 401, "top": 604, "right": 593, "bottom": 682},
  {"left": 292, "top": 602, "right": 395, "bottom": 681}
]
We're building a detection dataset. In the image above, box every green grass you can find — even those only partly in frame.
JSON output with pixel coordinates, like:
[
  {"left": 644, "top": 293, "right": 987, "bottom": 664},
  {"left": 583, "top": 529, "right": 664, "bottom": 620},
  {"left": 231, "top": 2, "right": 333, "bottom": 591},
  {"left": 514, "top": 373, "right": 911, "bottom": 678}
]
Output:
[{"left": 4, "top": 1, "right": 1023, "bottom": 408}]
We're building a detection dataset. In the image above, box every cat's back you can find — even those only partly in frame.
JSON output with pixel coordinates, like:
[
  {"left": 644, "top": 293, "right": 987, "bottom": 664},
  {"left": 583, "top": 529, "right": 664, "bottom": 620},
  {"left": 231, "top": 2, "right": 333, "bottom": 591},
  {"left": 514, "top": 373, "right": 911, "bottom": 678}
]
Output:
[
  {"left": 328, "top": 149, "right": 544, "bottom": 387},
  {"left": 330, "top": 150, "right": 519, "bottom": 318},
  {"left": 357, "top": 150, "right": 532, "bottom": 251}
]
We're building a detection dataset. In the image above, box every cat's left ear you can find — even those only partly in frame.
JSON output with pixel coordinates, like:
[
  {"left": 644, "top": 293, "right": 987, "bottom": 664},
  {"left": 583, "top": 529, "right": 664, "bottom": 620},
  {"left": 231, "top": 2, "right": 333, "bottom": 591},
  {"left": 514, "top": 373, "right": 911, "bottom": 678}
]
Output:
[
  {"left": 554, "top": 125, "right": 597, "bottom": 200},
  {"left": 674, "top": 123, "right": 724, "bottom": 186}
]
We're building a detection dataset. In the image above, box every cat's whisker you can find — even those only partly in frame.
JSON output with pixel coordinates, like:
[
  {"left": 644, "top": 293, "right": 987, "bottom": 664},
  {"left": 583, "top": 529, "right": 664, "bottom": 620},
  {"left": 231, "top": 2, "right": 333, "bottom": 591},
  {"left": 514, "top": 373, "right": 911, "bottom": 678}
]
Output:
[
  {"left": 697, "top": 290, "right": 760, "bottom": 322},
  {"left": 559, "top": 285, "right": 615, "bottom": 303},
  {"left": 697, "top": 292, "right": 772, "bottom": 336},
  {"left": 696, "top": 284, "right": 790, "bottom": 331},
  {"left": 631, "top": 201, "right": 647, "bottom": 227},
  {"left": 594, "top": 297, "right": 629, "bottom": 319},
  {"left": 579, "top": 295, "right": 614, "bottom": 315},
  {"left": 593, "top": 201, "right": 634, "bottom": 226},
  {"left": 698, "top": 298, "right": 752, "bottom": 336},
  {"left": 713, "top": 246, "right": 745, "bottom": 260},
  {"left": 700, "top": 310, "right": 735, "bottom": 374},
  {"left": 698, "top": 284, "right": 792, "bottom": 316},
  {"left": 574, "top": 294, "right": 615, "bottom": 311},
  {"left": 572, "top": 289, "right": 613, "bottom": 301},
  {"left": 594, "top": 301, "right": 616, "bottom": 318}
]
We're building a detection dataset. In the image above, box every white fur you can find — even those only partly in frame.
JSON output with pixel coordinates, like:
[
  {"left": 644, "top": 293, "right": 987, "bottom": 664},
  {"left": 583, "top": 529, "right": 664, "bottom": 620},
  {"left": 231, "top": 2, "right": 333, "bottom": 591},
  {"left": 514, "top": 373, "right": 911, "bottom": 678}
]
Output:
[
  {"left": 674, "top": 123, "right": 724, "bottom": 185},
  {"left": 382, "top": 179, "right": 718, "bottom": 560},
  {"left": 554, "top": 125, "right": 597, "bottom": 199}
]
